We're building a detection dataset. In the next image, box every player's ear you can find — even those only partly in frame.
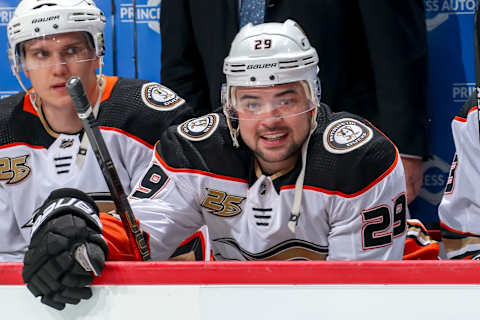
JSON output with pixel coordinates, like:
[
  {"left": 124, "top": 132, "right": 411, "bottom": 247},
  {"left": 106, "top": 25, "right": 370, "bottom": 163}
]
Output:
[{"left": 24, "top": 69, "right": 31, "bottom": 79}]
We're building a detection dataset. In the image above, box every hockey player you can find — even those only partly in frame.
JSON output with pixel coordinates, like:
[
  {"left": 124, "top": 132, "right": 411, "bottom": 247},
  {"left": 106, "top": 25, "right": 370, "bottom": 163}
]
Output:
[
  {"left": 437, "top": 93, "right": 480, "bottom": 259},
  {"left": 21, "top": 20, "right": 437, "bottom": 310},
  {"left": 435, "top": 5, "right": 480, "bottom": 260},
  {"left": 0, "top": 0, "right": 206, "bottom": 263}
]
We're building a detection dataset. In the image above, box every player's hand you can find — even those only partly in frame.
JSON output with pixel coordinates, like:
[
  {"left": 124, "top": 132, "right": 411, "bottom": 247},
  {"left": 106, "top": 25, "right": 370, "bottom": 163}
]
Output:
[
  {"left": 22, "top": 188, "right": 108, "bottom": 310},
  {"left": 401, "top": 156, "right": 424, "bottom": 204}
]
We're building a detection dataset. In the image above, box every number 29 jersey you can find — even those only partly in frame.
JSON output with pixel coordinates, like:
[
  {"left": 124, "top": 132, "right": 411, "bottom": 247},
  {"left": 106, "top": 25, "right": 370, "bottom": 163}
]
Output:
[{"left": 128, "top": 106, "right": 407, "bottom": 261}]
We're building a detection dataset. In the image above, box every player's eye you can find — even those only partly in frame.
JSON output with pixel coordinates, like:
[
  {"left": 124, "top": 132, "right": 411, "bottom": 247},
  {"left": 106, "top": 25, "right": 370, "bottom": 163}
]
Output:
[
  {"left": 32, "top": 50, "right": 49, "bottom": 59},
  {"left": 246, "top": 103, "right": 260, "bottom": 110},
  {"left": 64, "top": 46, "right": 79, "bottom": 56},
  {"left": 238, "top": 99, "right": 261, "bottom": 112},
  {"left": 278, "top": 98, "right": 294, "bottom": 106}
]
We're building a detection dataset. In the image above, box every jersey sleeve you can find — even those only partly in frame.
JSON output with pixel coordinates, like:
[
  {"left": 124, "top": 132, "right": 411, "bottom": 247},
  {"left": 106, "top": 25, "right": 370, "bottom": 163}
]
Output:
[
  {"left": 326, "top": 152, "right": 408, "bottom": 260},
  {"left": 125, "top": 147, "right": 205, "bottom": 260},
  {"left": 438, "top": 99, "right": 480, "bottom": 259},
  {"left": 119, "top": 136, "right": 156, "bottom": 193},
  {"left": 100, "top": 213, "right": 143, "bottom": 261}
]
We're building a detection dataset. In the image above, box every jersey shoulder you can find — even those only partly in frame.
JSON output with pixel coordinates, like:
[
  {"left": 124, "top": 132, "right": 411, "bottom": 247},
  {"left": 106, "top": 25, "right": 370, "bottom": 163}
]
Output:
[
  {"left": 0, "top": 92, "right": 52, "bottom": 148},
  {"left": 456, "top": 92, "right": 477, "bottom": 120},
  {"left": 156, "top": 107, "right": 399, "bottom": 190},
  {"left": 304, "top": 105, "right": 399, "bottom": 195},
  {"left": 98, "top": 76, "right": 195, "bottom": 146},
  {"left": 155, "top": 113, "right": 250, "bottom": 180}
]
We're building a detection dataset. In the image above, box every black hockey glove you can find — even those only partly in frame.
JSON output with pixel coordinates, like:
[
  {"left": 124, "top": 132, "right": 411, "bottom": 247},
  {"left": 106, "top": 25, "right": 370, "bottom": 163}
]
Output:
[{"left": 22, "top": 188, "right": 108, "bottom": 310}]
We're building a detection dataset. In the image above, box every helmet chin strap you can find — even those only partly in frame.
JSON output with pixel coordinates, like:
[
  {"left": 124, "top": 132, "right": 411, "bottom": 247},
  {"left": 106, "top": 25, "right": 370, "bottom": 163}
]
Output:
[
  {"left": 288, "top": 107, "right": 318, "bottom": 233},
  {"left": 13, "top": 67, "right": 32, "bottom": 100},
  {"left": 225, "top": 115, "right": 240, "bottom": 148},
  {"left": 224, "top": 85, "right": 240, "bottom": 148}
]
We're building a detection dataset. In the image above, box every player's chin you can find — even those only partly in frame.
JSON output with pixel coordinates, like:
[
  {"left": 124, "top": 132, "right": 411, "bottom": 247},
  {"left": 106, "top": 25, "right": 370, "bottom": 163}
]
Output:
[
  {"left": 257, "top": 148, "right": 290, "bottom": 163},
  {"left": 47, "top": 95, "right": 75, "bottom": 110}
]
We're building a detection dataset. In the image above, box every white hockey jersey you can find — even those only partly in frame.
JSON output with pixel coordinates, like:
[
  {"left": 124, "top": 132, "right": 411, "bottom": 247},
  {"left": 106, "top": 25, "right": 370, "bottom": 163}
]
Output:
[
  {"left": 438, "top": 94, "right": 480, "bottom": 259},
  {"left": 0, "top": 76, "right": 192, "bottom": 261},
  {"left": 127, "top": 106, "right": 408, "bottom": 261}
]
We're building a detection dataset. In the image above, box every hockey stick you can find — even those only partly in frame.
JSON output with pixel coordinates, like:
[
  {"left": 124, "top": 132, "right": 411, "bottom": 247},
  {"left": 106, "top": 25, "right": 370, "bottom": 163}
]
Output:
[
  {"left": 66, "top": 76, "right": 151, "bottom": 261},
  {"left": 475, "top": 3, "right": 480, "bottom": 142}
]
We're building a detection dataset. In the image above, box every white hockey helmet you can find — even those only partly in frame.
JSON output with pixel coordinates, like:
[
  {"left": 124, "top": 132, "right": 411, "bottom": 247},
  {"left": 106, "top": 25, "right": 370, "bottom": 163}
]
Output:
[
  {"left": 223, "top": 19, "right": 320, "bottom": 146},
  {"left": 7, "top": 0, "right": 106, "bottom": 73}
]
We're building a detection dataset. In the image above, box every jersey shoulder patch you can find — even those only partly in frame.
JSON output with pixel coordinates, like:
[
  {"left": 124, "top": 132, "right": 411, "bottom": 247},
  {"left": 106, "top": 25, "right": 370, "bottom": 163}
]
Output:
[
  {"left": 177, "top": 113, "right": 220, "bottom": 141},
  {"left": 141, "top": 82, "right": 185, "bottom": 111},
  {"left": 323, "top": 117, "right": 373, "bottom": 154}
]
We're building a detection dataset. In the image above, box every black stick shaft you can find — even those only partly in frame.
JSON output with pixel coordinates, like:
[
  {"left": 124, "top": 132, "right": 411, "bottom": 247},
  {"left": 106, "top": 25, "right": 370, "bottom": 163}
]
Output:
[{"left": 67, "top": 76, "right": 151, "bottom": 261}]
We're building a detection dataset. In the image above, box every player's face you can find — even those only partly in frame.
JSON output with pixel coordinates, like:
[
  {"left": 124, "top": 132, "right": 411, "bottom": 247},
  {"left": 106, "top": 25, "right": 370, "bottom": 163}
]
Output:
[
  {"left": 236, "top": 82, "right": 312, "bottom": 174},
  {"left": 23, "top": 32, "right": 99, "bottom": 111}
]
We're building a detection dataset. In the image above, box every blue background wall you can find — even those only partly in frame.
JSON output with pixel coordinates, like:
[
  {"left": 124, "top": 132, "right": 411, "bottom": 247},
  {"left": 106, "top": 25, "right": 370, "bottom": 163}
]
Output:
[{"left": 0, "top": 0, "right": 476, "bottom": 228}]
